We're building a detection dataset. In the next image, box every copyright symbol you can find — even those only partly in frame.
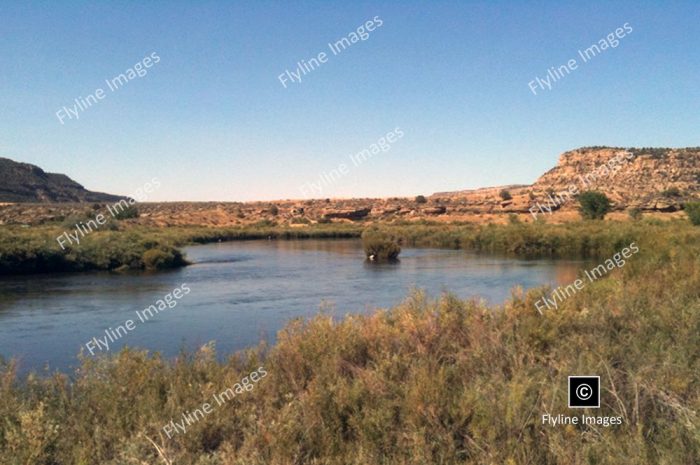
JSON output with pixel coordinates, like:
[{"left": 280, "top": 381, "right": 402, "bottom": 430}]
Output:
[{"left": 576, "top": 383, "right": 593, "bottom": 401}]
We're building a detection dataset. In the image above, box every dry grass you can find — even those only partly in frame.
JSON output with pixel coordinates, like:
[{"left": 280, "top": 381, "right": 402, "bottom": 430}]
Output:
[{"left": 0, "top": 221, "right": 699, "bottom": 464}]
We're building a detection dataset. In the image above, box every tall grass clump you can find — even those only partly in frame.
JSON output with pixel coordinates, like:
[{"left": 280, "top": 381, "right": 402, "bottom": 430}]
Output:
[
  {"left": 628, "top": 207, "right": 643, "bottom": 220},
  {"left": 361, "top": 228, "right": 401, "bottom": 261},
  {"left": 684, "top": 201, "right": 700, "bottom": 225}
]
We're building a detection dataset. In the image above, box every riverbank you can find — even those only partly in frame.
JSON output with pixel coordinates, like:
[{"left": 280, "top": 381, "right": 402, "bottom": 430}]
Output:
[
  {"left": 0, "top": 223, "right": 362, "bottom": 275},
  {"left": 1, "top": 219, "right": 698, "bottom": 464},
  {"left": 0, "top": 218, "right": 690, "bottom": 275}
]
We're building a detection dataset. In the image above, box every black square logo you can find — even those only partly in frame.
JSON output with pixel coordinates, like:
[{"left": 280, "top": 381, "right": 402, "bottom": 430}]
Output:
[{"left": 568, "top": 376, "right": 600, "bottom": 408}]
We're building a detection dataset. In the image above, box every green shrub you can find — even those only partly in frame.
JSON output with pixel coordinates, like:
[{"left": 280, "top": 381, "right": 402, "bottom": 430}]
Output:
[
  {"left": 415, "top": 195, "right": 427, "bottom": 204},
  {"left": 361, "top": 229, "right": 401, "bottom": 261},
  {"left": 578, "top": 191, "right": 611, "bottom": 220},
  {"left": 113, "top": 204, "right": 139, "bottom": 220},
  {"left": 661, "top": 187, "right": 681, "bottom": 198},
  {"left": 141, "top": 246, "right": 187, "bottom": 270},
  {"left": 628, "top": 208, "right": 643, "bottom": 220},
  {"left": 269, "top": 205, "right": 279, "bottom": 216},
  {"left": 684, "top": 201, "right": 700, "bottom": 225},
  {"left": 499, "top": 189, "right": 512, "bottom": 201}
]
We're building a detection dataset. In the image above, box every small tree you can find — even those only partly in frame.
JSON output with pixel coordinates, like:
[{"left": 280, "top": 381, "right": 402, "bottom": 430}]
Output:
[
  {"left": 684, "top": 201, "right": 700, "bottom": 225},
  {"left": 578, "top": 191, "right": 611, "bottom": 220},
  {"left": 415, "top": 195, "right": 427, "bottom": 204},
  {"left": 499, "top": 189, "right": 512, "bottom": 201},
  {"left": 628, "top": 208, "right": 643, "bottom": 221}
]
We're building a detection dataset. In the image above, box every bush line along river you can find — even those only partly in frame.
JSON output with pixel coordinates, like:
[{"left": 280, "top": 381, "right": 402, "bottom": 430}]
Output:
[
  {"left": 0, "top": 237, "right": 588, "bottom": 372},
  {"left": 0, "top": 219, "right": 698, "bottom": 464},
  {"left": 0, "top": 219, "right": 663, "bottom": 373}
]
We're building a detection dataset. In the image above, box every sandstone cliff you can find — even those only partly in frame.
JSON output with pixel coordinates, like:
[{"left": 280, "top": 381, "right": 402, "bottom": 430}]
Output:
[
  {"left": 0, "top": 147, "right": 697, "bottom": 225},
  {"left": 530, "top": 147, "right": 700, "bottom": 212},
  {"left": 436, "top": 146, "right": 700, "bottom": 215}
]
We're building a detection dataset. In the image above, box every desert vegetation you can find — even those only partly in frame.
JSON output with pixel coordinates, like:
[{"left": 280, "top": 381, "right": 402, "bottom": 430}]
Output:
[
  {"left": 0, "top": 220, "right": 698, "bottom": 464},
  {"left": 685, "top": 201, "right": 700, "bottom": 226},
  {"left": 0, "top": 223, "right": 362, "bottom": 275},
  {"left": 361, "top": 228, "right": 401, "bottom": 261},
  {"left": 0, "top": 226, "right": 187, "bottom": 274},
  {"left": 2, "top": 215, "right": 697, "bottom": 275},
  {"left": 112, "top": 204, "right": 139, "bottom": 220},
  {"left": 661, "top": 187, "right": 682, "bottom": 198},
  {"left": 378, "top": 219, "right": 650, "bottom": 258},
  {"left": 499, "top": 189, "right": 512, "bottom": 201},
  {"left": 628, "top": 207, "right": 643, "bottom": 220},
  {"left": 578, "top": 191, "right": 612, "bottom": 220}
]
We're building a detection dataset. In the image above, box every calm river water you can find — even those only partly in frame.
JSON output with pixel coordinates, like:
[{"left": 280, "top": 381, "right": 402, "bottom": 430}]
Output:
[{"left": 0, "top": 239, "right": 584, "bottom": 374}]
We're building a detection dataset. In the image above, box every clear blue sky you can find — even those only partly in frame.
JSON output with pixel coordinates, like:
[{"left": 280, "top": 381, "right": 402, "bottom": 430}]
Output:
[{"left": 1, "top": 1, "right": 698, "bottom": 201}]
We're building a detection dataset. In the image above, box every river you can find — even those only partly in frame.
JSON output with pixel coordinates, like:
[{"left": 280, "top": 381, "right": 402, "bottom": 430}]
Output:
[{"left": 0, "top": 239, "right": 584, "bottom": 374}]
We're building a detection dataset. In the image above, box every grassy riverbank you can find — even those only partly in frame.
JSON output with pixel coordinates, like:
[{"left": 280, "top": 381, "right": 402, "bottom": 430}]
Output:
[
  {"left": 1, "top": 220, "right": 699, "bottom": 464},
  {"left": 0, "top": 226, "right": 189, "bottom": 275},
  {"left": 371, "top": 219, "right": 647, "bottom": 257},
  {"left": 0, "top": 218, "right": 685, "bottom": 275},
  {"left": 0, "top": 223, "right": 362, "bottom": 275}
]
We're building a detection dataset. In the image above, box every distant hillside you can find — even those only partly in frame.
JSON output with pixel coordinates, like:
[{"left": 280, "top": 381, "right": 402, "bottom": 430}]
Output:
[
  {"left": 436, "top": 146, "right": 700, "bottom": 213},
  {"left": 0, "top": 157, "right": 124, "bottom": 203},
  {"left": 530, "top": 147, "right": 700, "bottom": 210},
  {"left": 0, "top": 147, "right": 698, "bottom": 225}
]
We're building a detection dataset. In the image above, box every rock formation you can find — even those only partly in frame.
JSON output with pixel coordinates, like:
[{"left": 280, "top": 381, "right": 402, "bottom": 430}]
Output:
[
  {"left": 1, "top": 147, "right": 697, "bottom": 225},
  {"left": 0, "top": 157, "right": 124, "bottom": 203}
]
